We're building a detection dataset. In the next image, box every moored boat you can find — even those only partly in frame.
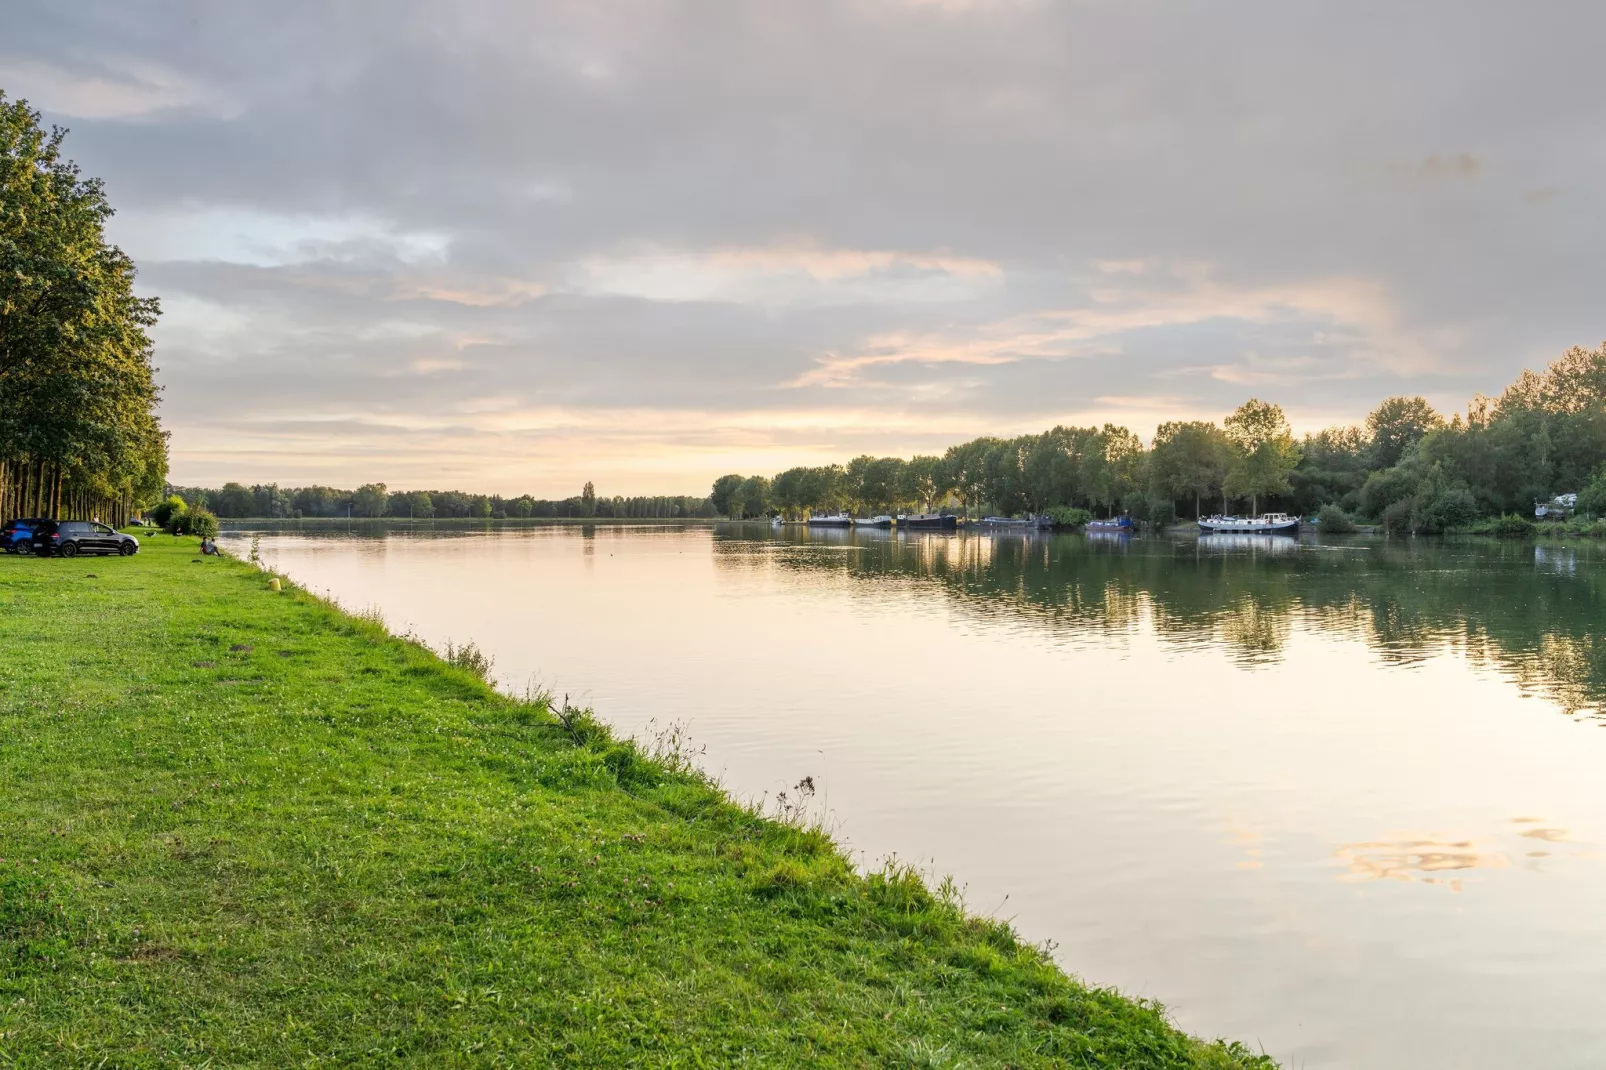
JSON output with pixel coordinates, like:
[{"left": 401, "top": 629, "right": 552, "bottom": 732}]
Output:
[
  {"left": 898, "top": 512, "right": 958, "bottom": 531},
  {"left": 1197, "top": 512, "right": 1298, "bottom": 534},
  {"left": 853, "top": 515, "right": 893, "bottom": 528},
  {"left": 806, "top": 512, "right": 853, "bottom": 528},
  {"left": 1086, "top": 516, "right": 1134, "bottom": 532}
]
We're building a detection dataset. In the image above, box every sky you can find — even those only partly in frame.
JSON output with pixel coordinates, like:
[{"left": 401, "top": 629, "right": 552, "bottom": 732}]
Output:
[{"left": 4, "top": 1, "right": 1604, "bottom": 496}]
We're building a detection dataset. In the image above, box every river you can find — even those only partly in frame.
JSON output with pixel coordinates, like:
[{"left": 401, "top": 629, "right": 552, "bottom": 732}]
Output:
[{"left": 224, "top": 522, "right": 1606, "bottom": 1069}]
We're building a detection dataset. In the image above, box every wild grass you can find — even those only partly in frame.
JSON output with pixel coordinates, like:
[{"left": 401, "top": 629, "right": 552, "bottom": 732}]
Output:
[{"left": 0, "top": 537, "right": 1274, "bottom": 1067}]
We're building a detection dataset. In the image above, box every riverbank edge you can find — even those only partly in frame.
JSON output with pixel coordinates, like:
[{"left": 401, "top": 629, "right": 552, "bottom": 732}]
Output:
[{"left": 0, "top": 535, "right": 1275, "bottom": 1067}]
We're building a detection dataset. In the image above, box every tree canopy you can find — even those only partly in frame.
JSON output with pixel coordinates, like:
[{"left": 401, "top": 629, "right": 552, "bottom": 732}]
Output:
[{"left": 0, "top": 92, "right": 166, "bottom": 523}]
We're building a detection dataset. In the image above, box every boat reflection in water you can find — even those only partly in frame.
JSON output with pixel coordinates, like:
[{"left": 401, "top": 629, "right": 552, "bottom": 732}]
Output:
[{"left": 1196, "top": 532, "right": 1301, "bottom": 554}]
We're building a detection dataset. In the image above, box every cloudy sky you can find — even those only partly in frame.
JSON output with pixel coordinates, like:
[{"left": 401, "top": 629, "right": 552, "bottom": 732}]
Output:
[{"left": 5, "top": 1, "right": 1603, "bottom": 494}]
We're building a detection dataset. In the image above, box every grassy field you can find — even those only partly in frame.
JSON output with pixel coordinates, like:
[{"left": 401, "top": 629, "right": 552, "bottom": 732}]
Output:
[{"left": 0, "top": 535, "right": 1273, "bottom": 1068}]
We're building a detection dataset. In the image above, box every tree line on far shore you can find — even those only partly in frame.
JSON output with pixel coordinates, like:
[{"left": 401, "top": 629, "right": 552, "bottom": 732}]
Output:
[
  {"left": 1, "top": 94, "right": 167, "bottom": 526},
  {"left": 168, "top": 479, "right": 719, "bottom": 521},
  {"left": 711, "top": 342, "right": 1606, "bottom": 533}
]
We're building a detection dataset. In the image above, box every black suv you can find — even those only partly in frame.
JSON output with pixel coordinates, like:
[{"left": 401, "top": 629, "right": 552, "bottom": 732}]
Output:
[{"left": 30, "top": 520, "right": 140, "bottom": 557}]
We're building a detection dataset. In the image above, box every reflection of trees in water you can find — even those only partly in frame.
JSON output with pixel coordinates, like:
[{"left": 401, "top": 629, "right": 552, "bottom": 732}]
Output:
[
  {"left": 713, "top": 532, "right": 1606, "bottom": 718},
  {"left": 1216, "top": 596, "right": 1292, "bottom": 663}
]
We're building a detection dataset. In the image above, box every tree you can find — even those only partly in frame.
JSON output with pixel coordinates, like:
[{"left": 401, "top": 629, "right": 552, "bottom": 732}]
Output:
[
  {"left": 1367, "top": 396, "right": 1444, "bottom": 468},
  {"left": 944, "top": 439, "right": 995, "bottom": 519},
  {"left": 735, "top": 475, "right": 771, "bottom": 518},
  {"left": 212, "top": 482, "right": 256, "bottom": 518},
  {"left": 1, "top": 93, "right": 166, "bottom": 524},
  {"left": 900, "top": 455, "right": 951, "bottom": 512},
  {"left": 857, "top": 457, "right": 905, "bottom": 513},
  {"left": 1223, "top": 399, "right": 1300, "bottom": 515},
  {"left": 770, "top": 467, "right": 807, "bottom": 519},
  {"left": 1149, "top": 421, "right": 1231, "bottom": 518},
  {"left": 710, "top": 474, "right": 745, "bottom": 518},
  {"left": 352, "top": 482, "right": 389, "bottom": 518},
  {"left": 580, "top": 481, "right": 597, "bottom": 518}
]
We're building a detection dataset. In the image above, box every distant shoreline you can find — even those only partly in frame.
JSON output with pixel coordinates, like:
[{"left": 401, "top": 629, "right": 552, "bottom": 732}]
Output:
[{"left": 219, "top": 515, "right": 725, "bottom": 528}]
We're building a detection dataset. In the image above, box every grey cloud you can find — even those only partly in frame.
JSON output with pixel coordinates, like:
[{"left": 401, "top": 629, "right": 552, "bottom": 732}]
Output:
[{"left": 4, "top": 0, "right": 1604, "bottom": 489}]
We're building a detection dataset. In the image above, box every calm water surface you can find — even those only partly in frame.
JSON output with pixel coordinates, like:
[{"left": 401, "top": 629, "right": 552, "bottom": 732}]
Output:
[{"left": 227, "top": 524, "right": 1606, "bottom": 1069}]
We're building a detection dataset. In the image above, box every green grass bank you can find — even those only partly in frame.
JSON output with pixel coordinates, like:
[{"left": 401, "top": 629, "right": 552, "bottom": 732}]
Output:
[{"left": 0, "top": 537, "right": 1272, "bottom": 1068}]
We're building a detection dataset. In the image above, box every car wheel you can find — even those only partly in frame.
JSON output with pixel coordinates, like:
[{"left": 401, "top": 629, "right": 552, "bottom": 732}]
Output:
[
  {"left": 60, "top": 542, "right": 78, "bottom": 558},
  {"left": 120, "top": 542, "right": 136, "bottom": 556}
]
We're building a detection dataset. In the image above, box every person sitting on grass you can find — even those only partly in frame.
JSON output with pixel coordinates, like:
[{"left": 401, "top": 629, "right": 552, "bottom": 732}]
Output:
[{"left": 200, "top": 537, "right": 223, "bottom": 557}]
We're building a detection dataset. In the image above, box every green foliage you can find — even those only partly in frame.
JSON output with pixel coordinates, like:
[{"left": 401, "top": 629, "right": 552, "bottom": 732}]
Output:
[
  {"left": 1125, "top": 491, "right": 1171, "bottom": 527},
  {"left": 1382, "top": 498, "right": 1414, "bottom": 536},
  {"left": 0, "top": 542, "right": 1271, "bottom": 1068},
  {"left": 1150, "top": 421, "right": 1232, "bottom": 517},
  {"left": 1578, "top": 468, "right": 1606, "bottom": 519},
  {"left": 172, "top": 507, "right": 219, "bottom": 539},
  {"left": 1358, "top": 464, "right": 1421, "bottom": 519},
  {"left": 1411, "top": 484, "right": 1478, "bottom": 534},
  {"left": 352, "top": 482, "right": 388, "bottom": 518},
  {"left": 148, "top": 494, "right": 186, "bottom": 529},
  {"left": 710, "top": 473, "right": 745, "bottom": 517},
  {"left": 0, "top": 94, "right": 167, "bottom": 521},
  {"left": 1482, "top": 513, "right": 1537, "bottom": 538},
  {"left": 1047, "top": 506, "right": 1093, "bottom": 528},
  {"left": 1317, "top": 503, "right": 1357, "bottom": 533},
  {"left": 1290, "top": 424, "right": 1370, "bottom": 514},
  {"left": 1366, "top": 396, "right": 1444, "bottom": 468},
  {"left": 734, "top": 474, "right": 772, "bottom": 518},
  {"left": 1223, "top": 400, "right": 1300, "bottom": 514}
]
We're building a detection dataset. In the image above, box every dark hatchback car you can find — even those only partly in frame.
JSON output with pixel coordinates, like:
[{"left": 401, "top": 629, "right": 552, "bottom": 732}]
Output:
[
  {"left": 2, "top": 518, "right": 45, "bottom": 553},
  {"left": 30, "top": 520, "right": 140, "bottom": 557}
]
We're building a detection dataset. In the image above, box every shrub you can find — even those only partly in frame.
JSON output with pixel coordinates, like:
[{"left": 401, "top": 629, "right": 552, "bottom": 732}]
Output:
[
  {"left": 1317, "top": 503, "right": 1357, "bottom": 533},
  {"left": 1147, "top": 497, "right": 1177, "bottom": 529},
  {"left": 183, "top": 508, "right": 220, "bottom": 539},
  {"left": 1381, "top": 498, "right": 1413, "bottom": 536},
  {"left": 1412, "top": 486, "right": 1478, "bottom": 534},
  {"left": 1359, "top": 466, "right": 1419, "bottom": 518},
  {"left": 167, "top": 507, "right": 218, "bottom": 538},
  {"left": 1488, "top": 513, "right": 1535, "bottom": 539},
  {"left": 1578, "top": 468, "right": 1606, "bottom": 519},
  {"left": 149, "top": 495, "right": 185, "bottom": 529},
  {"left": 1046, "top": 506, "right": 1092, "bottom": 529}
]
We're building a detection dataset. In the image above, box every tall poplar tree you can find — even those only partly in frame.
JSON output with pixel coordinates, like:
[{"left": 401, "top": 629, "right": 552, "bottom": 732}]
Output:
[{"left": 0, "top": 92, "right": 166, "bottom": 523}]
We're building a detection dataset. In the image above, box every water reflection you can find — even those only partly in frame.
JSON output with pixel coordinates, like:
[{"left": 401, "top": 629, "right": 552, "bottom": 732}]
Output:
[
  {"left": 711, "top": 530, "right": 1606, "bottom": 718},
  {"left": 230, "top": 522, "right": 1606, "bottom": 1069}
]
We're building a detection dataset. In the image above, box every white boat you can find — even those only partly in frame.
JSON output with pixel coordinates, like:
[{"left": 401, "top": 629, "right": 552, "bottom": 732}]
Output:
[
  {"left": 853, "top": 515, "right": 893, "bottom": 528},
  {"left": 806, "top": 513, "right": 853, "bottom": 528},
  {"left": 1197, "top": 512, "right": 1299, "bottom": 534},
  {"left": 771, "top": 516, "right": 784, "bottom": 527}
]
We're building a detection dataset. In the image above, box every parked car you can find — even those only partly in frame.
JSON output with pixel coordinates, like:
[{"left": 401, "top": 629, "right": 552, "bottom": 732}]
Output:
[
  {"left": 3, "top": 518, "right": 45, "bottom": 553},
  {"left": 29, "top": 520, "right": 140, "bottom": 557}
]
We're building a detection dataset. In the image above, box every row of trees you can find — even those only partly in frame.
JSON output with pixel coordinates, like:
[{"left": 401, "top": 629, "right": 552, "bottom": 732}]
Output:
[
  {"left": 712, "top": 405, "right": 1295, "bottom": 522},
  {"left": 711, "top": 342, "right": 1606, "bottom": 531},
  {"left": 1, "top": 94, "right": 167, "bottom": 526},
  {"left": 171, "top": 479, "right": 719, "bottom": 521}
]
